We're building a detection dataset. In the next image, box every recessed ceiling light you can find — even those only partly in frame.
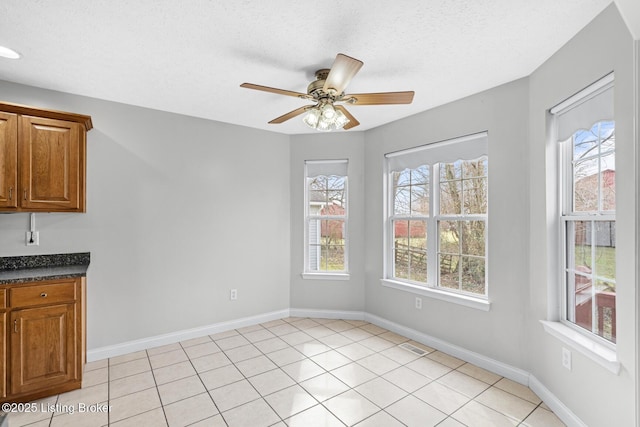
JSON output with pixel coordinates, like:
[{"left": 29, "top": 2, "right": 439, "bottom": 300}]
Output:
[{"left": 0, "top": 46, "right": 21, "bottom": 59}]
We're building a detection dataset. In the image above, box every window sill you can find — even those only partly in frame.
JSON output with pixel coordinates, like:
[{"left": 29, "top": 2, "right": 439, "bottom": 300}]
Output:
[
  {"left": 302, "top": 273, "right": 350, "bottom": 281},
  {"left": 380, "top": 279, "right": 491, "bottom": 311},
  {"left": 540, "top": 320, "right": 620, "bottom": 374}
]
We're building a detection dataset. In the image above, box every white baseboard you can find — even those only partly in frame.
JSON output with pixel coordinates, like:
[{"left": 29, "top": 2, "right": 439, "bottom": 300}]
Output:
[
  {"left": 86, "top": 307, "right": 586, "bottom": 427},
  {"left": 86, "top": 309, "right": 290, "bottom": 362},
  {"left": 528, "top": 375, "right": 587, "bottom": 427}
]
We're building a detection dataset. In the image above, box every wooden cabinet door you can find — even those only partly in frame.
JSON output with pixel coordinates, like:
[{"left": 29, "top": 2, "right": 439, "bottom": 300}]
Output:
[
  {"left": 0, "top": 112, "right": 18, "bottom": 208},
  {"left": 19, "top": 116, "right": 84, "bottom": 211},
  {"left": 10, "top": 304, "right": 77, "bottom": 396},
  {"left": 0, "top": 311, "right": 6, "bottom": 399}
]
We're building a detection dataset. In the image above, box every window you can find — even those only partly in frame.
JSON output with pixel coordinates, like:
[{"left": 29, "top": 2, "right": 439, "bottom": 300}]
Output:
[
  {"left": 385, "top": 133, "right": 488, "bottom": 298},
  {"left": 552, "top": 74, "right": 616, "bottom": 344},
  {"left": 304, "top": 160, "right": 348, "bottom": 276}
]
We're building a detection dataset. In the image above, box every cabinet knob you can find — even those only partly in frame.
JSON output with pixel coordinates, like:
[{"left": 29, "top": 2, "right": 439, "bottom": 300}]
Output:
[
  {"left": 8, "top": 187, "right": 12, "bottom": 200},
  {"left": 24, "top": 189, "right": 27, "bottom": 200},
  {"left": 40, "top": 292, "right": 48, "bottom": 298},
  {"left": 14, "top": 319, "right": 17, "bottom": 333}
]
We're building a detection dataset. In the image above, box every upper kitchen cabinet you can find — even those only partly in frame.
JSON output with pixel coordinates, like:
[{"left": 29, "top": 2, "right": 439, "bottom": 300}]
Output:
[{"left": 0, "top": 101, "right": 92, "bottom": 213}]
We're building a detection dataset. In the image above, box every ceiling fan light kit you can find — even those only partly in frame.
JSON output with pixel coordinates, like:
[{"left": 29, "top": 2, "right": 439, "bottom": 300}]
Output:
[{"left": 241, "top": 53, "right": 414, "bottom": 132}]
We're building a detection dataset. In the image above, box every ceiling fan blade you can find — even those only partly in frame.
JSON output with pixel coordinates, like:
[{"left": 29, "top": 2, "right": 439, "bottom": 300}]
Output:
[
  {"left": 268, "top": 106, "right": 313, "bottom": 124},
  {"left": 240, "top": 83, "right": 308, "bottom": 99},
  {"left": 335, "top": 105, "right": 359, "bottom": 130},
  {"left": 323, "top": 54, "right": 364, "bottom": 95},
  {"left": 343, "top": 91, "right": 415, "bottom": 105}
]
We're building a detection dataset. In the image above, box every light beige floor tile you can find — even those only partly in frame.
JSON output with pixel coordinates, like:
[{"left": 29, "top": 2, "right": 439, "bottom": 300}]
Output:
[
  {"left": 109, "top": 387, "right": 162, "bottom": 423},
  {"left": 456, "top": 363, "right": 502, "bottom": 385},
  {"left": 383, "top": 366, "right": 432, "bottom": 393},
  {"left": 50, "top": 404, "right": 109, "bottom": 427},
  {"left": 4, "top": 395, "right": 57, "bottom": 426},
  {"left": 248, "top": 368, "right": 296, "bottom": 396},
  {"left": 354, "top": 410, "right": 405, "bottom": 427},
  {"left": 260, "top": 319, "right": 287, "bottom": 328},
  {"left": 280, "top": 331, "right": 314, "bottom": 346},
  {"left": 380, "top": 345, "right": 422, "bottom": 365},
  {"left": 308, "top": 318, "right": 335, "bottom": 325},
  {"left": 82, "top": 367, "right": 108, "bottom": 387},
  {"left": 164, "top": 392, "right": 219, "bottom": 427},
  {"left": 359, "top": 336, "right": 395, "bottom": 352},
  {"left": 357, "top": 353, "right": 401, "bottom": 375},
  {"left": 324, "top": 389, "right": 380, "bottom": 426},
  {"left": 386, "top": 395, "right": 447, "bottom": 427},
  {"left": 310, "top": 350, "right": 352, "bottom": 371},
  {"left": 83, "top": 359, "right": 108, "bottom": 372},
  {"left": 414, "top": 381, "right": 470, "bottom": 414},
  {"left": 475, "top": 387, "right": 537, "bottom": 422},
  {"left": 199, "top": 364, "right": 244, "bottom": 390},
  {"left": 345, "top": 320, "right": 369, "bottom": 327},
  {"left": 340, "top": 328, "right": 375, "bottom": 342},
  {"left": 191, "top": 352, "right": 232, "bottom": 373},
  {"left": 266, "top": 347, "right": 306, "bottom": 366},
  {"left": 406, "top": 357, "right": 452, "bottom": 380},
  {"left": 540, "top": 402, "right": 551, "bottom": 411},
  {"left": 355, "top": 377, "right": 407, "bottom": 408},
  {"left": 268, "top": 323, "right": 299, "bottom": 336},
  {"left": 57, "top": 382, "right": 108, "bottom": 406},
  {"left": 109, "top": 358, "right": 151, "bottom": 381},
  {"left": 288, "top": 318, "right": 321, "bottom": 330},
  {"left": 188, "top": 414, "right": 227, "bottom": 427},
  {"left": 299, "top": 373, "right": 349, "bottom": 402},
  {"left": 521, "top": 406, "right": 567, "bottom": 427},
  {"left": 452, "top": 400, "right": 519, "bottom": 427},
  {"left": 437, "top": 371, "right": 491, "bottom": 398},
  {"left": 285, "top": 404, "right": 344, "bottom": 427},
  {"left": 254, "top": 337, "right": 290, "bottom": 354},
  {"left": 235, "top": 355, "right": 278, "bottom": 377},
  {"left": 264, "top": 384, "right": 317, "bottom": 419},
  {"left": 222, "top": 398, "right": 280, "bottom": 427},
  {"left": 281, "top": 359, "right": 326, "bottom": 382},
  {"left": 359, "top": 323, "right": 388, "bottom": 335},
  {"left": 293, "top": 340, "right": 332, "bottom": 357},
  {"left": 325, "top": 320, "right": 356, "bottom": 332},
  {"left": 209, "top": 379, "right": 261, "bottom": 412},
  {"left": 304, "top": 325, "right": 336, "bottom": 339},
  {"left": 336, "top": 342, "right": 376, "bottom": 361},
  {"left": 214, "top": 334, "right": 250, "bottom": 350},
  {"left": 236, "top": 324, "right": 264, "bottom": 334},
  {"left": 158, "top": 375, "right": 206, "bottom": 405},
  {"left": 224, "top": 343, "right": 262, "bottom": 363},
  {"left": 147, "top": 342, "right": 182, "bottom": 356},
  {"left": 426, "top": 351, "right": 465, "bottom": 369},
  {"left": 209, "top": 329, "right": 239, "bottom": 340},
  {"left": 436, "top": 417, "right": 467, "bottom": 427},
  {"left": 153, "top": 360, "right": 197, "bottom": 385},
  {"left": 180, "top": 335, "right": 212, "bottom": 348},
  {"left": 109, "top": 370, "right": 157, "bottom": 399},
  {"left": 183, "top": 341, "right": 221, "bottom": 359},
  {"left": 109, "top": 407, "right": 167, "bottom": 427},
  {"left": 149, "top": 349, "right": 189, "bottom": 369},
  {"left": 378, "top": 331, "right": 410, "bottom": 344},
  {"left": 331, "top": 362, "right": 377, "bottom": 388},
  {"left": 242, "top": 328, "right": 277, "bottom": 343},
  {"left": 109, "top": 350, "right": 148, "bottom": 366},
  {"left": 318, "top": 333, "right": 354, "bottom": 349},
  {"left": 493, "top": 378, "right": 542, "bottom": 404}
]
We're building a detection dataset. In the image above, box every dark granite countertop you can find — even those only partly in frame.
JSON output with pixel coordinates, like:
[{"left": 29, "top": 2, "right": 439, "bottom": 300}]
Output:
[{"left": 0, "top": 253, "right": 90, "bottom": 285}]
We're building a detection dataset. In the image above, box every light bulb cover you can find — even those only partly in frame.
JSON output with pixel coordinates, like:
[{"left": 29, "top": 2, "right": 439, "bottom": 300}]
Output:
[{"left": 0, "top": 46, "right": 21, "bottom": 59}]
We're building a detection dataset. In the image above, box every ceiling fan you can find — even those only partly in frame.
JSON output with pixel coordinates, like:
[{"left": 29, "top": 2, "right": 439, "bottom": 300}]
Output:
[{"left": 240, "top": 53, "right": 414, "bottom": 131}]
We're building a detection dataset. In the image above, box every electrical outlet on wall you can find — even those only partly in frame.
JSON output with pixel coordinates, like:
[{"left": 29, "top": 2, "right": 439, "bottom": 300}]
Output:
[
  {"left": 415, "top": 297, "right": 422, "bottom": 310},
  {"left": 562, "top": 347, "right": 572, "bottom": 370},
  {"left": 230, "top": 289, "right": 238, "bottom": 301},
  {"left": 25, "top": 231, "right": 39, "bottom": 246}
]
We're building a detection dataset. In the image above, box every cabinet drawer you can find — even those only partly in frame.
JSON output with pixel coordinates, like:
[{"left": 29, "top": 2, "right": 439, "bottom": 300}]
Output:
[
  {"left": 10, "top": 281, "right": 77, "bottom": 308},
  {"left": 0, "top": 289, "right": 5, "bottom": 309}
]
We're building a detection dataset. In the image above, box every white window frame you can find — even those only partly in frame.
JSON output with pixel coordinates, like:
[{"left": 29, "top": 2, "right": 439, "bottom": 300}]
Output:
[
  {"left": 381, "top": 133, "right": 490, "bottom": 311},
  {"left": 541, "top": 72, "right": 620, "bottom": 374},
  {"left": 303, "top": 160, "right": 349, "bottom": 280}
]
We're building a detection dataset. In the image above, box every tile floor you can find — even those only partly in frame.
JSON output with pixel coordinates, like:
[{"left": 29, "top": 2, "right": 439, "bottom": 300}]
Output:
[{"left": 4, "top": 317, "right": 566, "bottom": 427}]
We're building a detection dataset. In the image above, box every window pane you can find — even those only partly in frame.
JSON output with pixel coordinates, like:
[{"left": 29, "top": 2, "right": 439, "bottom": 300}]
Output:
[
  {"left": 601, "top": 154, "right": 615, "bottom": 211},
  {"left": 463, "top": 178, "right": 487, "bottom": 214},
  {"left": 440, "top": 180, "right": 461, "bottom": 215},
  {"left": 599, "top": 121, "right": 615, "bottom": 153},
  {"left": 326, "top": 244, "right": 345, "bottom": 271},
  {"left": 394, "top": 170, "right": 411, "bottom": 186},
  {"left": 440, "top": 160, "right": 462, "bottom": 181},
  {"left": 573, "top": 158, "right": 599, "bottom": 212},
  {"left": 462, "top": 158, "right": 487, "bottom": 179},
  {"left": 596, "top": 284, "right": 616, "bottom": 342},
  {"left": 572, "top": 220, "right": 592, "bottom": 271},
  {"left": 393, "top": 220, "right": 427, "bottom": 283},
  {"left": 439, "top": 254, "right": 459, "bottom": 290},
  {"left": 394, "top": 220, "right": 410, "bottom": 280},
  {"left": 462, "top": 256, "right": 485, "bottom": 294},
  {"left": 573, "top": 130, "right": 598, "bottom": 161},
  {"left": 594, "top": 221, "right": 615, "bottom": 281},
  {"left": 569, "top": 272, "right": 593, "bottom": 332},
  {"left": 461, "top": 221, "right": 485, "bottom": 256},
  {"left": 411, "top": 165, "right": 429, "bottom": 185},
  {"left": 411, "top": 184, "right": 429, "bottom": 215},
  {"left": 394, "top": 186, "right": 410, "bottom": 215},
  {"left": 438, "top": 220, "right": 459, "bottom": 254}
]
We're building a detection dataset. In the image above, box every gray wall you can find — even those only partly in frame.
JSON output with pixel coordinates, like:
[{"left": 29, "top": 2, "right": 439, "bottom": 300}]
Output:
[
  {"left": 0, "top": 82, "right": 291, "bottom": 350},
  {"left": 363, "top": 78, "right": 530, "bottom": 369},
  {"left": 527, "top": 5, "right": 636, "bottom": 427},
  {"left": 289, "top": 132, "right": 366, "bottom": 311}
]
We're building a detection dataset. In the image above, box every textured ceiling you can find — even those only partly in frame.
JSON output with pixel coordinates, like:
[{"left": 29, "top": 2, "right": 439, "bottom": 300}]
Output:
[{"left": 0, "top": 0, "right": 612, "bottom": 134}]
